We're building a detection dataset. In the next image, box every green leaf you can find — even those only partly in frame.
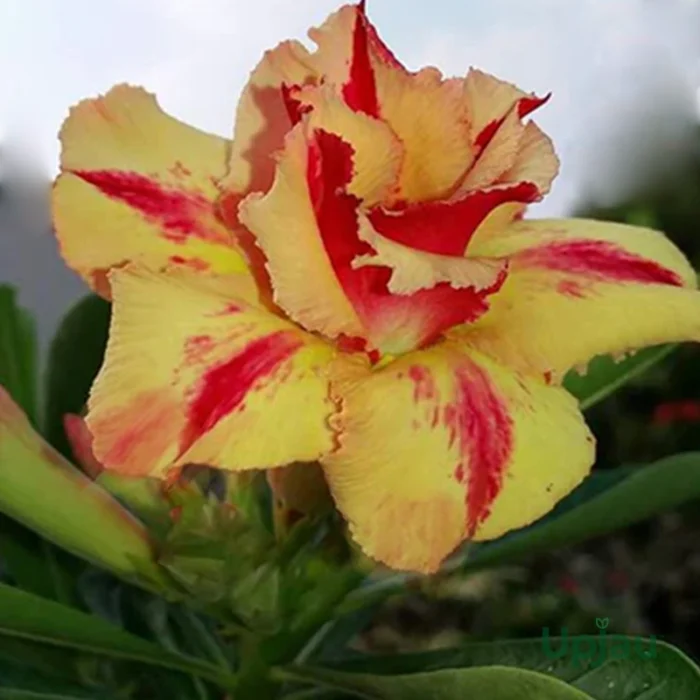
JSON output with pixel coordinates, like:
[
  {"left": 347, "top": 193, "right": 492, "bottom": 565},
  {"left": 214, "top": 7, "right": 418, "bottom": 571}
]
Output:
[
  {"left": 0, "top": 584, "right": 236, "bottom": 690},
  {"left": 455, "top": 452, "right": 700, "bottom": 573},
  {"left": 0, "top": 286, "right": 38, "bottom": 425},
  {"left": 43, "top": 295, "right": 110, "bottom": 457},
  {"left": 563, "top": 344, "right": 675, "bottom": 411},
  {"left": 277, "top": 665, "right": 592, "bottom": 699},
  {"left": 327, "top": 636, "right": 700, "bottom": 700}
]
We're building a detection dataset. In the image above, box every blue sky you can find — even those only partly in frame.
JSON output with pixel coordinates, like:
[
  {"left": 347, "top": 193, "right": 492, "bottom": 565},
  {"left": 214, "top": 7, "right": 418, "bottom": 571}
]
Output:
[{"left": 2, "top": 0, "right": 700, "bottom": 213}]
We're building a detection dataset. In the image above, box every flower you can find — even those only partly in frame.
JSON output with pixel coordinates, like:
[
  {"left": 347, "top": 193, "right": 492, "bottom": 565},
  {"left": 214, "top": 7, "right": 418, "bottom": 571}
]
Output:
[{"left": 52, "top": 2, "right": 700, "bottom": 573}]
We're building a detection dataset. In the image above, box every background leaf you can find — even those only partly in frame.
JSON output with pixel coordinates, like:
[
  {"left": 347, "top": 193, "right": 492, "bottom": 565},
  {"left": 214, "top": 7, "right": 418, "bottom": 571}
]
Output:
[
  {"left": 0, "top": 583, "right": 235, "bottom": 691},
  {"left": 43, "top": 294, "right": 110, "bottom": 458},
  {"left": 0, "top": 286, "right": 38, "bottom": 424},
  {"left": 279, "top": 664, "right": 593, "bottom": 699},
  {"left": 327, "top": 636, "right": 700, "bottom": 700},
  {"left": 564, "top": 345, "right": 676, "bottom": 411}
]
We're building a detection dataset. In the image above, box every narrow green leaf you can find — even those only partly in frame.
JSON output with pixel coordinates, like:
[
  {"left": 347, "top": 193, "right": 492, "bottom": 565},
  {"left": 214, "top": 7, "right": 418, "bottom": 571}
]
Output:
[
  {"left": 0, "top": 286, "right": 38, "bottom": 425},
  {"left": 455, "top": 452, "right": 700, "bottom": 573},
  {"left": 277, "top": 665, "right": 593, "bottom": 699},
  {"left": 328, "top": 636, "right": 700, "bottom": 700},
  {"left": 0, "top": 584, "right": 235, "bottom": 690},
  {"left": 563, "top": 345, "right": 676, "bottom": 411},
  {"left": 43, "top": 295, "right": 110, "bottom": 458}
]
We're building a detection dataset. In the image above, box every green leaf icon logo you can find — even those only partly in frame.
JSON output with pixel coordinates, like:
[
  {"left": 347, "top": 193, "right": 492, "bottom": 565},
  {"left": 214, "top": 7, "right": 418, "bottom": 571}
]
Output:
[{"left": 596, "top": 618, "right": 610, "bottom": 630}]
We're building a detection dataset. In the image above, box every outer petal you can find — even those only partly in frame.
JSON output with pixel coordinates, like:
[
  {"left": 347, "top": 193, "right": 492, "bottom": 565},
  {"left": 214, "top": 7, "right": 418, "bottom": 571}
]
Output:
[
  {"left": 461, "top": 219, "right": 700, "bottom": 379},
  {"left": 322, "top": 345, "right": 594, "bottom": 573},
  {"left": 86, "top": 266, "right": 336, "bottom": 478},
  {"left": 53, "top": 85, "right": 249, "bottom": 295}
]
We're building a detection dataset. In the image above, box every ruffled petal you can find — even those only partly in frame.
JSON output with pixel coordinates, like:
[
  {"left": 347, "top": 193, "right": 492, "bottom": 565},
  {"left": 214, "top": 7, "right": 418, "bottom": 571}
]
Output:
[
  {"left": 460, "top": 218, "right": 700, "bottom": 380},
  {"left": 375, "top": 68, "right": 474, "bottom": 203},
  {"left": 463, "top": 68, "right": 547, "bottom": 149},
  {"left": 224, "top": 41, "right": 317, "bottom": 196},
  {"left": 86, "top": 266, "right": 336, "bottom": 478},
  {"left": 241, "top": 123, "right": 505, "bottom": 354},
  {"left": 322, "top": 344, "right": 594, "bottom": 573},
  {"left": 311, "top": 4, "right": 472, "bottom": 203},
  {"left": 368, "top": 182, "right": 540, "bottom": 256},
  {"left": 239, "top": 123, "right": 366, "bottom": 343},
  {"left": 53, "top": 85, "right": 249, "bottom": 296}
]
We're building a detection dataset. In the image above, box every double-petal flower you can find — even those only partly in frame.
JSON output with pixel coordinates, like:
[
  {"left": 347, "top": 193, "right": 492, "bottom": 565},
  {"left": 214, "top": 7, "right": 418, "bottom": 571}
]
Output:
[{"left": 52, "top": 2, "right": 700, "bottom": 572}]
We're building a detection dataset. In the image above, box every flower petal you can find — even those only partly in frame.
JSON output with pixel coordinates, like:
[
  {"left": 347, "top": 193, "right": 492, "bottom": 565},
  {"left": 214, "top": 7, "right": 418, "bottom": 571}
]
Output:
[
  {"left": 225, "top": 41, "right": 317, "bottom": 196},
  {"left": 368, "top": 183, "right": 540, "bottom": 256},
  {"left": 311, "top": 4, "right": 472, "bottom": 202},
  {"left": 463, "top": 68, "right": 548, "bottom": 149},
  {"left": 461, "top": 218, "right": 700, "bottom": 379},
  {"left": 376, "top": 68, "right": 474, "bottom": 203},
  {"left": 241, "top": 124, "right": 504, "bottom": 354},
  {"left": 323, "top": 344, "right": 594, "bottom": 573},
  {"left": 239, "top": 123, "right": 366, "bottom": 343},
  {"left": 86, "top": 266, "right": 336, "bottom": 478},
  {"left": 53, "top": 85, "right": 249, "bottom": 295}
]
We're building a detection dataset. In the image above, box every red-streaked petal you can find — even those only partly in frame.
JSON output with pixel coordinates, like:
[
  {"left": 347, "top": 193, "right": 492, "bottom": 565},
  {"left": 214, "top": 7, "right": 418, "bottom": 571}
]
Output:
[
  {"left": 461, "top": 218, "right": 700, "bottom": 380},
  {"left": 53, "top": 85, "right": 251, "bottom": 296},
  {"left": 369, "top": 182, "right": 540, "bottom": 256},
  {"left": 323, "top": 344, "right": 594, "bottom": 573},
  {"left": 86, "top": 266, "right": 336, "bottom": 478},
  {"left": 464, "top": 68, "right": 548, "bottom": 150}
]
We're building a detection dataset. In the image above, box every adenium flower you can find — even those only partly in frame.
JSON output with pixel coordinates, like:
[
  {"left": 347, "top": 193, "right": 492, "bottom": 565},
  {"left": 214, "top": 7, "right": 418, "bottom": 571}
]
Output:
[{"left": 52, "top": 2, "right": 700, "bottom": 572}]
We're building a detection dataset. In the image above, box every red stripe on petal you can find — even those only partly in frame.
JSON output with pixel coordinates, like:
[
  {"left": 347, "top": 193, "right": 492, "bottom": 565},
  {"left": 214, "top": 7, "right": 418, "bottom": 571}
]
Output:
[
  {"left": 448, "top": 362, "right": 513, "bottom": 535},
  {"left": 518, "top": 240, "right": 685, "bottom": 287},
  {"left": 281, "top": 83, "right": 313, "bottom": 125},
  {"left": 359, "top": 2, "right": 406, "bottom": 70},
  {"left": 182, "top": 331, "right": 302, "bottom": 451},
  {"left": 73, "top": 169, "right": 229, "bottom": 245},
  {"left": 342, "top": 7, "right": 380, "bottom": 117},
  {"left": 309, "top": 129, "right": 507, "bottom": 350},
  {"left": 474, "top": 93, "right": 550, "bottom": 152},
  {"left": 518, "top": 92, "right": 551, "bottom": 118},
  {"left": 369, "top": 183, "right": 540, "bottom": 256}
]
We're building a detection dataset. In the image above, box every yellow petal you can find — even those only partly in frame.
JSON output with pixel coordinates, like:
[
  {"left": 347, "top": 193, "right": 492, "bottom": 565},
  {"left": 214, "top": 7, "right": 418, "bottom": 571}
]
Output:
[
  {"left": 458, "top": 109, "right": 524, "bottom": 192},
  {"left": 53, "top": 85, "right": 249, "bottom": 295},
  {"left": 377, "top": 68, "right": 474, "bottom": 203},
  {"left": 224, "top": 41, "right": 316, "bottom": 196},
  {"left": 354, "top": 213, "right": 507, "bottom": 295},
  {"left": 87, "top": 266, "right": 336, "bottom": 478},
  {"left": 500, "top": 121, "right": 559, "bottom": 194},
  {"left": 323, "top": 345, "right": 594, "bottom": 573},
  {"left": 461, "top": 218, "right": 700, "bottom": 379},
  {"left": 464, "top": 68, "right": 536, "bottom": 143},
  {"left": 298, "top": 84, "right": 403, "bottom": 206},
  {"left": 239, "top": 123, "right": 366, "bottom": 342}
]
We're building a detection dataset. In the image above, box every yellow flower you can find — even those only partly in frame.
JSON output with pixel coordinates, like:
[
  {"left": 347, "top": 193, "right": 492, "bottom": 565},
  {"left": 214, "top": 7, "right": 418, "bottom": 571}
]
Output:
[{"left": 52, "top": 2, "right": 700, "bottom": 573}]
